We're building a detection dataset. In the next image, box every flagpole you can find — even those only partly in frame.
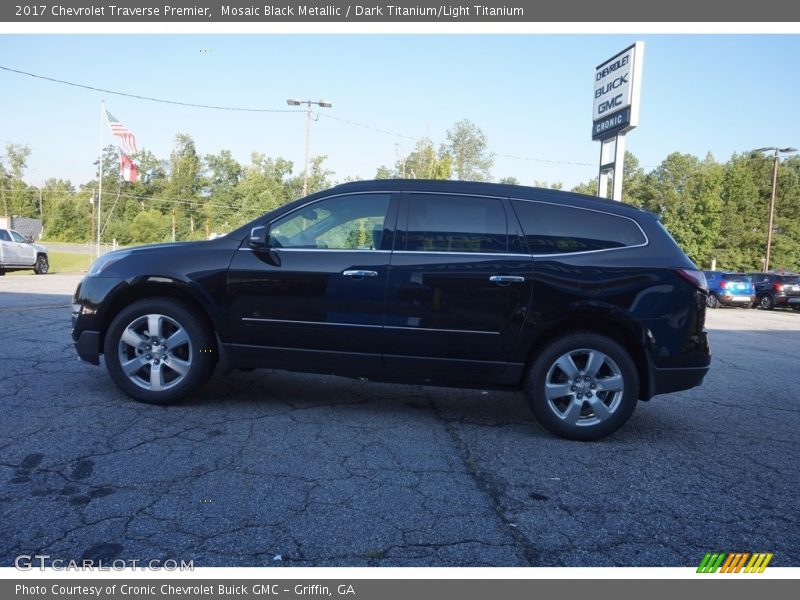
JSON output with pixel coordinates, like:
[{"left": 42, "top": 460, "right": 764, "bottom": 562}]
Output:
[{"left": 97, "top": 100, "right": 104, "bottom": 258}]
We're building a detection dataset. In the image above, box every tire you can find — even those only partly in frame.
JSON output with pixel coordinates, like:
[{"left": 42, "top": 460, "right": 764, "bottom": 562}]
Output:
[
  {"left": 34, "top": 254, "right": 49, "bottom": 275},
  {"left": 759, "top": 294, "right": 775, "bottom": 310},
  {"left": 524, "top": 332, "right": 639, "bottom": 441},
  {"left": 103, "top": 297, "right": 216, "bottom": 405},
  {"left": 706, "top": 293, "right": 720, "bottom": 309}
]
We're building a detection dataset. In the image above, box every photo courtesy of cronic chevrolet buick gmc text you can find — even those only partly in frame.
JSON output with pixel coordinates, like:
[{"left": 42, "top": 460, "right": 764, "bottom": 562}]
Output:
[{"left": 71, "top": 180, "right": 711, "bottom": 440}]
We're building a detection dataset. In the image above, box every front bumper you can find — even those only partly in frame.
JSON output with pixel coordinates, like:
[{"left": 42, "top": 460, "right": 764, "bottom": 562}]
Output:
[
  {"left": 73, "top": 330, "right": 101, "bottom": 365},
  {"left": 71, "top": 275, "right": 125, "bottom": 365}
]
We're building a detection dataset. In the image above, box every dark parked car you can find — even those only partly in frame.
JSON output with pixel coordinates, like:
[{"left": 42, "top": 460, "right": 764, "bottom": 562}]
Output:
[
  {"left": 748, "top": 272, "right": 800, "bottom": 310},
  {"left": 71, "top": 180, "right": 711, "bottom": 440},
  {"left": 702, "top": 271, "right": 755, "bottom": 308}
]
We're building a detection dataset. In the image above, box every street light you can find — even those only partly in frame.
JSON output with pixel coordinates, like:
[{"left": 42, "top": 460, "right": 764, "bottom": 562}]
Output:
[
  {"left": 755, "top": 146, "right": 798, "bottom": 272},
  {"left": 287, "top": 99, "right": 333, "bottom": 196}
]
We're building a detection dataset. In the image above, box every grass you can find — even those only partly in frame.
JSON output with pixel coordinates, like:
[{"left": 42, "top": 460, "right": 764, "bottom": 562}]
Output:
[{"left": 6, "top": 251, "right": 91, "bottom": 275}]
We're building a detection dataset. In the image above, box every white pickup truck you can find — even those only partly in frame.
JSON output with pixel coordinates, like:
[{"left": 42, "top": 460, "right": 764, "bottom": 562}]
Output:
[{"left": 0, "top": 229, "right": 49, "bottom": 275}]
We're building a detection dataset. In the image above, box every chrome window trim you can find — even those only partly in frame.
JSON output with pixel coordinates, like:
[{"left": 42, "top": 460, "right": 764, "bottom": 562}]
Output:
[
  {"left": 238, "top": 247, "right": 391, "bottom": 253},
  {"left": 509, "top": 196, "right": 650, "bottom": 257},
  {"left": 392, "top": 250, "right": 530, "bottom": 258}
]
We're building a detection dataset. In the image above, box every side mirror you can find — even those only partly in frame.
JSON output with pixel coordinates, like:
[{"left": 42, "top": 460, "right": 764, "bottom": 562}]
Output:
[
  {"left": 248, "top": 225, "right": 280, "bottom": 266},
  {"left": 248, "top": 226, "right": 267, "bottom": 249},
  {"left": 26, "top": 235, "right": 34, "bottom": 244}
]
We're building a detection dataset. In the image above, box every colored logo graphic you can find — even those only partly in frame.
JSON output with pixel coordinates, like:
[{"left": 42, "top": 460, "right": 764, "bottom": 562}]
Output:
[{"left": 697, "top": 552, "right": 773, "bottom": 573}]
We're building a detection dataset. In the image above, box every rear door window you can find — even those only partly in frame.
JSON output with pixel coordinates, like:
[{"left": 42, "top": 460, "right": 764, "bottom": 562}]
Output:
[
  {"left": 404, "top": 194, "right": 508, "bottom": 253},
  {"left": 511, "top": 200, "right": 646, "bottom": 254}
]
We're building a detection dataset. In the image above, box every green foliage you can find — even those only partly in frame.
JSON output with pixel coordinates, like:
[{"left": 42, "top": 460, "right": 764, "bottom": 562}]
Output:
[
  {"left": 444, "top": 119, "right": 494, "bottom": 181},
  {"left": 129, "top": 209, "right": 171, "bottom": 244},
  {"left": 4, "top": 129, "right": 799, "bottom": 272}
]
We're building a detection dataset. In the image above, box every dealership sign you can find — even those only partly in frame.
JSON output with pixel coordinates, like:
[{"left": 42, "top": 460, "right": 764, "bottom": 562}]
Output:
[{"left": 592, "top": 42, "right": 643, "bottom": 141}]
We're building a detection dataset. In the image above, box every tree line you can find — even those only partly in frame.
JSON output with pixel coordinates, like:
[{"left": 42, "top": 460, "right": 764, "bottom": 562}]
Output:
[{"left": 1, "top": 119, "right": 798, "bottom": 272}]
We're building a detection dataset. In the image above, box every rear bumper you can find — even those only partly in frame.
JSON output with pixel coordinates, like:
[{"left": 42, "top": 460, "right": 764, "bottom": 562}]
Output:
[
  {"left": 719, "top": 294, "right": 754, "bottom": 305},
  {"left": 776, "top": 295, "right": 800, "bottom": 306},
  {"left": 649, "top": 363, "right": 710, "bottom": 396},
  {"left": 646, "top": 329, "right": 710, "bottom": 398}
]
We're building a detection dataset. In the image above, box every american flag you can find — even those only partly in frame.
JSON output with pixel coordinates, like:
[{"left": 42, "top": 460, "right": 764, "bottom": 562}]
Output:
[{"left": 105, "top": 110, "right": 138, "bottom": 155}]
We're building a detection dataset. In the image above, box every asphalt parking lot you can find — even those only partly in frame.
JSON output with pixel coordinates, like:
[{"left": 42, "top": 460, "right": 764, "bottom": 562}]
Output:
[{"left": 1, "top": 273, "right": 798, "bottom": 567}]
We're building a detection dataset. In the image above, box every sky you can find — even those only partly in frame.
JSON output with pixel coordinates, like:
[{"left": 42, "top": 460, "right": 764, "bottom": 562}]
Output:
[{"left": 1, "top": 33, "right": 799, "bottom": 190}]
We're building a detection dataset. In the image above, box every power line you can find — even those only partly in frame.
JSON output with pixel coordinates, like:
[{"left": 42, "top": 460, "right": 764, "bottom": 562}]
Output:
[
  {"left": 6, "top": 64, "right": 780, "bottom": 175},
  {"left": 0, "top": 65, "right": 301, "bottom": 113}
]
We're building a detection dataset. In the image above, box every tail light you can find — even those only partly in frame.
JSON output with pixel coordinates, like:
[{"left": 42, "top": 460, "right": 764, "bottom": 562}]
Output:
[
  {"left": 774, "top": 283, "right": 783, "bottom": 292},
  {"left": 674, "top": 269, "right": 708, "bottom": 293},
  {"left": 719, "top": 280, "right": 727, "bottom": 289}
]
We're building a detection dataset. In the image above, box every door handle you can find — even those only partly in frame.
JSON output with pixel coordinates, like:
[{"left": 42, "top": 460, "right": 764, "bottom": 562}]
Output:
[
  {"left": 489, "top": 275, "right": 525, "bottom": 285},
  {"left": 342, "top": 269, "right": 379, "bottom": 278}
]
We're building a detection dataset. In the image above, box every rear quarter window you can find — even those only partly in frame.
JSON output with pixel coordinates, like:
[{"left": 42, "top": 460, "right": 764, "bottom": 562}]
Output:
[{"left": 511, "top": 200, "right": 646, "bottom": 254}]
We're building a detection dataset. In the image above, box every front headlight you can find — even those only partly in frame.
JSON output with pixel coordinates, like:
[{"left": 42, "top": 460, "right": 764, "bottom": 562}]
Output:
[{"left": 88, "top": 251, "right": 131, "bottom": 276}]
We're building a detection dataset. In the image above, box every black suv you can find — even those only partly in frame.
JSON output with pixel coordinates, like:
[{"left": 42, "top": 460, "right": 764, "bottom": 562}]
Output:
[
  {"left": 748, "top": 272, "right": 800, "bottom": 310},
  {"left": 72, "top": 180, "right": 711, "bottom": 440}
]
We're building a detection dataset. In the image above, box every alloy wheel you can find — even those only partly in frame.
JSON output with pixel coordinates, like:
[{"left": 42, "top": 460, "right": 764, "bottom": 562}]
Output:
[
  {"left": 543, "top": 348, "right": 624, "bottom": 428},
  {"left": 118, "top": 313, "right": 193, "bottom": 392}
]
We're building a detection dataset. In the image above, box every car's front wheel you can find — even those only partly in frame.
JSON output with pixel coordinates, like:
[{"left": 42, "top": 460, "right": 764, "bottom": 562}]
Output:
[
  {"left": 706, "top": 293, "right": 720, "bottom": 309},
  {"left": 525, "top": 332, "right": 639, "bottom": 441},
  {"left": 34, "top": 254, "right": 48, "bottom": 274},
  {"left": 103, "top": 297, "right": 216, "bottom": 404}
]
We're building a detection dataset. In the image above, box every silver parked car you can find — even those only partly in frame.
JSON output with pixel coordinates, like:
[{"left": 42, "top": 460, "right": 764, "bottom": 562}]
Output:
[{"left": 0, "top": 229, "right": 49, "bottom": 275}]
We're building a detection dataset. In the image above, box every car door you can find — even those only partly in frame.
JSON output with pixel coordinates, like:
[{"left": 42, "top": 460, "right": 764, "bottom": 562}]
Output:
[
  {"left": 382, "top": 192, "right": 533, "bottom": 378},
  {"left": 226, "top": 192, "right": 398, "bottom": 368},
  {"left": 9, "top": 230, "right": 35, "bottom": 265},
  {"left": 0, "top": 229, "right": 20, "bottom": 264}
]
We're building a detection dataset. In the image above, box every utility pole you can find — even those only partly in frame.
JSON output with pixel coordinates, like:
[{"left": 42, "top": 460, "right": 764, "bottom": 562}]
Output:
[
  {"left": 756, "top": 146, "right": 797, "bottom": 272},
  {"left": 171, "top": 208, "right": 176, "bottom": 242},
  {"left": 286, "top": 99, "right": 332, "bottom": 196}
]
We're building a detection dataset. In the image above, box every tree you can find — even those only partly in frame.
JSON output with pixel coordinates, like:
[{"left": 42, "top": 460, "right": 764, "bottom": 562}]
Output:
[
  {"left": 443, "top": 119, "right": 494, "bottom": 181},
  {"left": 532, "top": 180, "right": 563, "bottom": 190},
  {"left": 376, "top": 138, "right": 452, "bottom": 180},
  {"left": 1, "top": 143, "right": 33, "bottom": 217}
]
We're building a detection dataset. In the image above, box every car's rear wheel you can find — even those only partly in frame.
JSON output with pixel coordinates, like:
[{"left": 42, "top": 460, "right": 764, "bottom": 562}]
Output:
[
  {"left": 706, "top": 293, "right": 720, "bottom": 309},
  {"left": 759, "top": 294, "right": 775, "bottom": 310},
  {"left": 524, "top": 332, "right": 639, "bottom": 441},
  {"left": 34, "top": 254, "right": 48, "bottom": 275},
  {"left": 103, "top": 297, "right": 216, "bottom": 405}
]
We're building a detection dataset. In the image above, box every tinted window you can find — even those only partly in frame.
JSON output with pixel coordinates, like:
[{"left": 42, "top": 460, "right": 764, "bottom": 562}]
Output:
[
  {"left": 269, "top": 194, "right": 390, "bottom": 250},
  {"left": 721, "top": 273, "right": 751, "bottom": 282},
  {"left": 405, "top": 194, "right": 507, "bottom": 253},
  {"left": 779, "top": 276, "right": 800, "bottom": 284},
  {"left": 0, "top": 230, "right": 10, "bottom": 242},
  {"left": 9, "top": 230, "right": 26, "bottom": 242},
  {"left": 511, "top": 200, "right": 646, "bottom": 254}
]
